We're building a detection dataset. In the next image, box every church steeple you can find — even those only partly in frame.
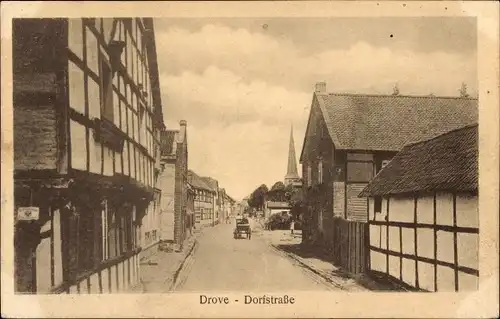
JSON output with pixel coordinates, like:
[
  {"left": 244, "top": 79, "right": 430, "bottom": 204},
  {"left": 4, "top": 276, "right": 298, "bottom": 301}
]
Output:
[{"left": 284, "top": 125, "right": 300, "bottom": 186}]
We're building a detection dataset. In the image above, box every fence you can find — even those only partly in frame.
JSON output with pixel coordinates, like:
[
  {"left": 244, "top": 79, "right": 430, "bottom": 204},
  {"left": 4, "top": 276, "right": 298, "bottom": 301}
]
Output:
[{"left": 329, "top": 218, "right": 369, "bottom": 274}]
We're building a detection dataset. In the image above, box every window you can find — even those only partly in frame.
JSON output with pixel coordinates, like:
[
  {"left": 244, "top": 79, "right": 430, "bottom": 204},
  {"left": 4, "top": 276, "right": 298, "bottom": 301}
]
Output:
[
  {"left": 347, "top": 162, "right": 374, "bottom": 182},
  {"left": 100, "top": 56, "right": 114, "bottom": 122},
  {"left": 106, "top": 203, "right": 118, "bottom": 259},
  {"left": 307, "top": 165, "right": 312, "bottom": 187},
  {"left": 318, "top": 160, "right": 323, "bottom": 184}
]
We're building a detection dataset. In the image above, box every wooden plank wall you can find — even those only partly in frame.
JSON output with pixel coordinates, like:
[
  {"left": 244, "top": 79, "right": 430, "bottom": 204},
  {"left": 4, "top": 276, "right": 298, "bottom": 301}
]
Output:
[{"left": 330, "top": 218, "right": 369, "bottom": 274}]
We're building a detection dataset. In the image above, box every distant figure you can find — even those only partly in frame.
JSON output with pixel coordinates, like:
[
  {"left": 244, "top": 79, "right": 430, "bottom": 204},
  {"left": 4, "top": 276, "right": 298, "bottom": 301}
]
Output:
[{"left": 290, "top": 218, "right": 295, "bottom": 236}]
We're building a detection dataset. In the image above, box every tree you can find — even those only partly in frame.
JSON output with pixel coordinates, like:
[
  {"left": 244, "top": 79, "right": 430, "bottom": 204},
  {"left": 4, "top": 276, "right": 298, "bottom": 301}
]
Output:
[
  {"left": 270, "top": 181, "right": 285, "bottom": 192},
  {"left": 459, "top": 82, "right": 470, "bottom": 98},
  {"left": 284, "top": 183, "right": 305, "bottom": 220},
  {"left": 248, "top": 184, "right": 268, "bottom": 211},
  {"left": 267, "top": 181, "right": 287, "bottom": 202}
]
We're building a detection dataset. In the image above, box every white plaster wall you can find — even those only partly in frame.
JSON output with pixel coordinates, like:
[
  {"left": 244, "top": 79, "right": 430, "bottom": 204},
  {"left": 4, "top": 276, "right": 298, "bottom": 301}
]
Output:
[
  {"left": 53, "top": 209, "right": 63, "bottom": 287},
  {"left": 459, "top": 272, "right": 478, "bottom": 291},
  {"left": 457, "top": 233, "right": 479, "bottom": 270},
  {"left": 401, "top": 228, "right": 414, "bottom": 255},
  {"left": 437, "top": 231, "right": 455, "bottom": 264},
  {"left": 110, "top": 265, "right": 117, "bottom": 292},
  {"left": 368, "top": 198, "right": 375, "bottom": 220},
  {"left": 88, "top": 130, "right": 102, "bottom": 174},
  {"left": 80, "top": 280, "right": 89, "bottom": 294},
  {"left": 123, "top": 142, "right": 130, "bottom": 176},
  {"left": 101, "top": 268, "right": 110, "bottom": 293},
  {"left": 388, "top": 226, "right": 400, "bottom": 252},
  {"left": 36, "top": 235, "right": 51, "bottom": 293},
  {"left": 437, "top": 265, "right": 455, "bottom": 292},
  {"left": 388, "top": 255, "right": 400, "bottom": 279},
  {"left": 388, "top": 197, "right": 413, "bottom": 223},
  {"left": 369, "top": 224, "right": 380, "bottom": 248},
  {"left": 89, "top": 272, "right": 99, "bottom": 294},
  {"left": 401, "top": 257, "right": 416, "bottom": 287},
  {"left": 370, "top": 251, "right": 386, "bottom": 273},
  {"left": 70, "top": 120, "right": 87, "bottom": 170},
  {"left": 380, "top": 224, "right": 387, "bottom": 250},
  {"left": 456, "top": 194, "right": 478, "bottom": 228},
  {"left": 379, "top": 198, "right": 388, "bottom": 220},
  {"left": 417, "top": 228, "right": 434, "bottom": 259},
  {"left": 417, "top": 196, "right": 434, "bottom": 224},
  {"left": 103, "top": 146, "right": 113, "bottom": 176},
  {"left": 118, "top": 262, "right": 124, "bottom": 290},
  {"left": 417, "top": 261, "right": 435, "bottom": 291},
  {"left": 436, "top": 192, "right": 454, "bottom": 226}
]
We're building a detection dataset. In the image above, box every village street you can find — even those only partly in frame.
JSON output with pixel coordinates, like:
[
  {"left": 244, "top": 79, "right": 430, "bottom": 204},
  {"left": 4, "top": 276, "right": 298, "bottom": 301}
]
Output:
[{"left": 172, "top": 222, "right": 335, "bottom": 292}]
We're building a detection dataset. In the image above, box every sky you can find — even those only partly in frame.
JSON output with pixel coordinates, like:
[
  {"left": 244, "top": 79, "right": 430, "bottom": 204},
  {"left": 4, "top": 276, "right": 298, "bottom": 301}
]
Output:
[{"left": 153, "top": 17, "right": 477, "bottom": 201}]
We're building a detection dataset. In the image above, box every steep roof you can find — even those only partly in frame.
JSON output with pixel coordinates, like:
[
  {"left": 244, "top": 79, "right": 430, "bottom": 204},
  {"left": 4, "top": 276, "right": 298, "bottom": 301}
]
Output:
[
  {"left": 201, "top": 177, "right": 219, "bottom": 192},
  {"left": 187, "top": 170, "right": 214, "bottom": 192},
  {"left": 160, "top": 130, "right": 179, "bottom": 156},
  {"left": 309, "top": 92, "right": 478, "bottom": 153},
  {"left": 359, "top": 124, "right": 478, "bottom": 197}
]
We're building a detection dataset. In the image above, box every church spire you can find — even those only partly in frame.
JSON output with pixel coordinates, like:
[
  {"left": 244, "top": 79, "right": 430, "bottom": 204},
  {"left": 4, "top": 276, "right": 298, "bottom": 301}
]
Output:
[{"left": 285, "top": 124, "right": 300, "bottom": 186}]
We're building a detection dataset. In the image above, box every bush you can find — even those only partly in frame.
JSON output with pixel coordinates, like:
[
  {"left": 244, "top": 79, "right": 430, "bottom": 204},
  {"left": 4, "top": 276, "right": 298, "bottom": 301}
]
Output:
[{"left": 265, "top": 213, "right": 292, "bottom": 230}]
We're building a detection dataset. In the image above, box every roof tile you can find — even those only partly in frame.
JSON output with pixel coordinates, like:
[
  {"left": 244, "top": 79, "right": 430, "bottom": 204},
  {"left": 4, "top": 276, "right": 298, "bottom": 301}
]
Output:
[
  {"left": 316, "top": 93, "right": 478, "bottom": 151},
  {"left": 359, "top": 124, "right": 478, "bottom": 197}
]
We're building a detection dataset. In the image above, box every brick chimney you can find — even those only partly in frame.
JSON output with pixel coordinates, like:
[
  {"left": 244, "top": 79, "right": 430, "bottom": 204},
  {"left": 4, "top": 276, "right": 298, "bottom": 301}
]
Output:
[
  {"left": 178, "top": 120, "right": 187, "bottom": 143},
  {"left": 315, "top": 82, "right": 326, "bottom": 93}
]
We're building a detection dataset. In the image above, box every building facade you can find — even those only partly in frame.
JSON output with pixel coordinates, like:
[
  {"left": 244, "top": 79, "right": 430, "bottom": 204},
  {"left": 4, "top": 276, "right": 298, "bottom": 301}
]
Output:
[
  {"left": 264, "top": 201, "right": 291, "bottom": 219},
  {"left": 299, "top": 82, "right": 478, "bottom": 246},
  {"left": 188, "top": 170, "right": 215, "bottom": 227},
  {"left": 201, "top": 177, "right": 220, "bottom": 226},
  {"left": 360, "top": 125, "right": 478, "bottom": 291},
  {"left": 185, "top": 183, "right": 196, "bottom": 235},
  {"left": 13, "top": 18, "right": 164, "bottom": 294},
  {"left": 158, "top": 120, "right": 188, "bottom": 248}
]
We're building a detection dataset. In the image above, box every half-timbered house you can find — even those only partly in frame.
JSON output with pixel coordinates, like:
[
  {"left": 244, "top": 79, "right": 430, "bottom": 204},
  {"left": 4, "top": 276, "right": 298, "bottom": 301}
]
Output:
[
  {"left": 13, "top": 17, "right": 165, "bottom": 294},
  {"left": 299, "top": 82, "right": 477, "bottom": 273},
  {"left": 359, "top": 124, "right": 478, "bottom": 291},
  {"left": 187, "top": 170, "right": 216, "bottom": 227},
  {"left": 201, "top": 177, "right": 220, "bottom": 226}
]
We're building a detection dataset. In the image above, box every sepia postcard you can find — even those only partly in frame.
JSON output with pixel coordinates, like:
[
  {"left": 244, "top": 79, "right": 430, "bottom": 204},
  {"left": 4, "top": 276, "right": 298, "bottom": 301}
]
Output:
[{"left": 1, "top": 1, "right": 499, "bottom": 318}]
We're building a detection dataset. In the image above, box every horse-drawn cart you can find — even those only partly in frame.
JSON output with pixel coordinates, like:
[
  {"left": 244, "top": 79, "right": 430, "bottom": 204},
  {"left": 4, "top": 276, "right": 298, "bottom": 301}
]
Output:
[{"left": 233, "top": 217, "right": 251, "bottom": 239}]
